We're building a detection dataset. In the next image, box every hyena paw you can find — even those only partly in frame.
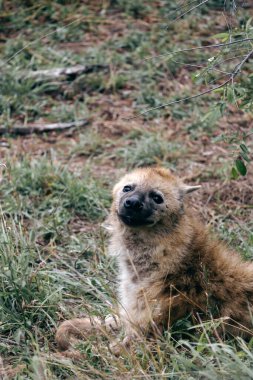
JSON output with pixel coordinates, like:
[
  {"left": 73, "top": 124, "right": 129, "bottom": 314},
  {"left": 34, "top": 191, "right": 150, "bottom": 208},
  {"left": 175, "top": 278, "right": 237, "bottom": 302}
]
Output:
[
  {"left": 109, "top": 334, "right": 136, "bottom": 356},
  {"left": 56, "top": 315, "right": 121, "bottom": 351}
]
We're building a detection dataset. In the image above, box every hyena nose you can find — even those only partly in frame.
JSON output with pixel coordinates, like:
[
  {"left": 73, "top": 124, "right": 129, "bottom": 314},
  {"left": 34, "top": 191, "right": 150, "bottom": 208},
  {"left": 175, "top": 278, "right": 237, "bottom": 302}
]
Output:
[{"left": 124, "top": 197, "right": 143, "bottom": 210}]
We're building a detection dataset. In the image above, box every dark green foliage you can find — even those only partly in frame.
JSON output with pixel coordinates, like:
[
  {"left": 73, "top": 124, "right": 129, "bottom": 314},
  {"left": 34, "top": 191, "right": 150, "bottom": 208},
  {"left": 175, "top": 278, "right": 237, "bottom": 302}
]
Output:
[
  {"left": 235, "top": 158, "right": 247, "bottom": 176},
  {"left": 109, "top": 0, "right": 149, "bottom": 18}
]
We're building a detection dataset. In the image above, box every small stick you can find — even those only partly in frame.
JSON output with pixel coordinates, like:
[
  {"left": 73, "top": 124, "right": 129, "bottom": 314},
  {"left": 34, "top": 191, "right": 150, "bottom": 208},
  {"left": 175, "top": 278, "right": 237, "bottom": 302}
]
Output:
[{"left": 0, "top": 119, "right": 89, "bottom": 136}]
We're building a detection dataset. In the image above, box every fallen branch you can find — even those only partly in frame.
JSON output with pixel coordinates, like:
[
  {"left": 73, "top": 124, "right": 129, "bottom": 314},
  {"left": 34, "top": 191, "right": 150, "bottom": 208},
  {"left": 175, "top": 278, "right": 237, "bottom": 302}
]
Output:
[
  {"left": 0, "top": 119, "right": 89, "bottom": 136},
  {"left": 24, "top": 64, "right": 108, "bottom": 81}
]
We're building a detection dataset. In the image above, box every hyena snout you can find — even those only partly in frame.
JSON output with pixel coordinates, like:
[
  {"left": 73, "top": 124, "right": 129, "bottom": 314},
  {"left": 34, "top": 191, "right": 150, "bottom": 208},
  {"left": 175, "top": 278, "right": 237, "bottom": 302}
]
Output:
[
  {"left": 124, "top": 195, "right": 143, "bottom": 210},
  {"left": 118, "top": 192, "right": 154, "bottom": 227}
]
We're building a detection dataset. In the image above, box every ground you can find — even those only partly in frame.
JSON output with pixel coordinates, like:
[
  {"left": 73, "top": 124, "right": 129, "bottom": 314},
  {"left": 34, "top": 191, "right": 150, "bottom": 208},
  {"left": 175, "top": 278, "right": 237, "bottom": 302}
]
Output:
[{"left": 0, "top": 1, "right": 253, "bottom": 379}]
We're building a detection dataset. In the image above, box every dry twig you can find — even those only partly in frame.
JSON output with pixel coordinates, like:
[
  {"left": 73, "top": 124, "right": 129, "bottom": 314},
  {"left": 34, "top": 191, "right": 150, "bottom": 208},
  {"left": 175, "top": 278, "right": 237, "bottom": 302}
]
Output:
[{"left": 0, "top": 119, "right": 89, "bottom": 136}]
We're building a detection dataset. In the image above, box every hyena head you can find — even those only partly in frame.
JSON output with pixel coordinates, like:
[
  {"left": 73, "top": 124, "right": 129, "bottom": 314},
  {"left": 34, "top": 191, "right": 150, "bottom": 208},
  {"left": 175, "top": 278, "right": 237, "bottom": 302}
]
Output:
[{"left": 112, "top": 167, "right": 200, "bottom": 228}]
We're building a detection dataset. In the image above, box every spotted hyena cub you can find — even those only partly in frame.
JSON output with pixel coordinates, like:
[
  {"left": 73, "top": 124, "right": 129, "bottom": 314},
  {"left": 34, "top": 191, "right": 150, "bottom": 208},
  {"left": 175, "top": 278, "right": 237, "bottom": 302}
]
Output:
[{"left": 56, "top": 167, "right": 253, "bottom": 351}]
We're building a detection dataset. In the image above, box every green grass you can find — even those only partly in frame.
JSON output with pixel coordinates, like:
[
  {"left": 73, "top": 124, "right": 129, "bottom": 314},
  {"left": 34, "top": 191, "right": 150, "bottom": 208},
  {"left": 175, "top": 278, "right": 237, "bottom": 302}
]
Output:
[
  {"left": 0, "top": 0, "right": 252, "bottom": 379},
  {"left": 117, "top": 130, "right": 185, "bottom": 168},
  {"left": 1, "top": 158, "right": 109, "bottom": 217},
  {"left": 0, "top": 219, "right": 60, "bottom": 357},
  {"left": 0, "top": 158, "right": 110, "bottom": 246},
  {"left": 0, "top": 157, "right": 252, "bottom": 379},
  {"left": 1, "top": 214, "right": 253, "bottom": 379}
]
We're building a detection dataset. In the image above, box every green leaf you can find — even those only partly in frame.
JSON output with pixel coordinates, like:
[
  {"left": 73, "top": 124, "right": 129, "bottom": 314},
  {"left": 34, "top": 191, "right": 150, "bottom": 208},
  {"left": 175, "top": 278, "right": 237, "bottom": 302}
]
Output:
[
  {"left": 211, "top": 32, "right": 229, "bottom": 41},
  {"left": 219, "top": 102, "right": 226, "bottom": 115},
  {"left": 246, "top": 17, "right": 253, "bottom": 31},
  {"left": 235, "top": 159, "right": 247, "bottom": 176},
  {"left": 227, "top": 87, "right": 234, "bottom": 103},
  {"left": 231, "top": 167, "right": 239, "bottom": 180},
  {"left": 241, "top": 151, "right": 250, "bottom": 163},
  {"left": 240, "top": 143, "right": 249, "bottom": 154}
]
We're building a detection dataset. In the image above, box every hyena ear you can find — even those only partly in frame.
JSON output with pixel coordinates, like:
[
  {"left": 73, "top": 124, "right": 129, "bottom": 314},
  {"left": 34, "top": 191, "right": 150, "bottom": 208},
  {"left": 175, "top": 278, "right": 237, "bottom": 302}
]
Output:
[{"left": 181, "top": 184, "right": 201, "bottom": 195}]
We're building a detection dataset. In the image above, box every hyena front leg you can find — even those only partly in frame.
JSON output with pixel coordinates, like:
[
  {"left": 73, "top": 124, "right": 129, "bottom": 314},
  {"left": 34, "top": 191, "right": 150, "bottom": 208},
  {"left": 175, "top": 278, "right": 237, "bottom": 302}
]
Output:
[
  {"left": 109, "top": 303, "right": 160, "bottom": 355},
  {"left": 56, "top": 314, "right": 120, "bottom": 351}
]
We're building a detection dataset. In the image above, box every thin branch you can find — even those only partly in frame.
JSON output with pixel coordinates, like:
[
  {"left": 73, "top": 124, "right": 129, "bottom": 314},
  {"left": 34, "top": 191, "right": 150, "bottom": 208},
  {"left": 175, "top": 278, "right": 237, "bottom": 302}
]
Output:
[
  {"left": 126, "top": 48, "right": 253, "bottom": 120},
  {"left": 144, "top": 38, "right": 253, "bottom": 61},
  {"left": 211, "top": 53, "right": 249, "bottom": 69},
  {"left": 168, "top": 53, "right": 249, "bottom": 75},
  {"left": 167, "top": 0, "right": 207, "bottom": 22},
  {"left": 173, "top": 0, "right": 209, "bottom": 22},
  {"left": 245, "top": 131, "right": 253, "bottom": 139},
  {"left": 205, "top": 73, "right": 230, "bottom": 86},
  {"left": 127, "top": 80, "right": 231, "bottom": 120},
  {"left": 169, "top": 58, "right": 232, "bottom": 75},
  {"left": 230, "top": 48, "right": 253, "bottom": 79}
]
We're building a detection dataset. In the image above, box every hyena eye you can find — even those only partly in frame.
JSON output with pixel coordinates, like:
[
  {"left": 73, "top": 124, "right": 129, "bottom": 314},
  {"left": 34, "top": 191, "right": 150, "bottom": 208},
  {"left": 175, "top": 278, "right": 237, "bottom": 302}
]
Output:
[
  {"left": 123, "top": 185, "right": 132, "bottom": 192},
  {"left": 151, "top": 193, "right": 164, "bottom": 204}
]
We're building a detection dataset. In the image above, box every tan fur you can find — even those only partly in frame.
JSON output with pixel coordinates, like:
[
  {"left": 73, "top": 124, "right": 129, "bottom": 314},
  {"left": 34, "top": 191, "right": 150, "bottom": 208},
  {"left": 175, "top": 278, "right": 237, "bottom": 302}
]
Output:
[
  {"left": 56, "top": 315, "right": 120, "bottom": 350},
  {"left": 56, "top": 167, "right": 253, "bottom": 351}
]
